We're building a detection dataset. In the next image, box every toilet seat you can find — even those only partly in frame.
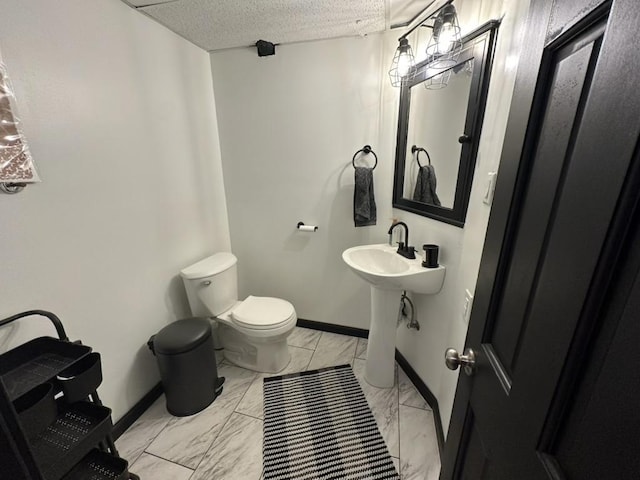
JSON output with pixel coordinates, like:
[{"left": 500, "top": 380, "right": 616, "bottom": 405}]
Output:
[{"left": 231, "top": 296, "right": 295, "bottom": 330}]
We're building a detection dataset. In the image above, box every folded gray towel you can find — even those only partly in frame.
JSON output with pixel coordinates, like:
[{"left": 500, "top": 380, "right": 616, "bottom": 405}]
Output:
[
  {"left": 354, "top": 166, "right": 377, "bottom": 227},
  {"left": 412, "top": 165, "right": 441, "bottom": 206}
]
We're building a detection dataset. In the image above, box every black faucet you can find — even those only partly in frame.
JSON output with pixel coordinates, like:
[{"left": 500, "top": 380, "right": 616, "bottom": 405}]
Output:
[{"left": 387, "top": 222, "right": 416, "bottom": 259}]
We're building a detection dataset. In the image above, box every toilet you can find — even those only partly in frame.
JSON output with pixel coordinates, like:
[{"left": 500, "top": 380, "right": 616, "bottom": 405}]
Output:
[{"left": 180, "top": 253, "right": 297, "bottom": 373}]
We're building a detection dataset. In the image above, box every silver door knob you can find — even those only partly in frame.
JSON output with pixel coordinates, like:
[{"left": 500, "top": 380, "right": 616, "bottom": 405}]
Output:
[{"left": 445, "top": 347, "right": 477, "bottom": 376}]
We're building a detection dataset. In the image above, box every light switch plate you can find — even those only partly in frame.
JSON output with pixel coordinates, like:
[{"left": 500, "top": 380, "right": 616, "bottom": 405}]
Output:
[{"left": 483, "top": 171, "right": 497, "bottom": 205}]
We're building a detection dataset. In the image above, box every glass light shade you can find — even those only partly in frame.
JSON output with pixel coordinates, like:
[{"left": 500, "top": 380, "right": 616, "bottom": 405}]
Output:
[
  {"left": 389, "top": 38, "right": 416, "bottom": 87},
  {"left": 426, "top": 4, "right": 462, "bottom": 69},
  {"left": 437, "top": 24, "right": 457, "bottom": 53},
  {"left": 397, "top": 51, "right": 413, "bottom": 76}
]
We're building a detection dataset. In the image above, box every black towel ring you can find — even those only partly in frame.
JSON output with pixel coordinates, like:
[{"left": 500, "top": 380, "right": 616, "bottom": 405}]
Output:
[
  {"left": 411, "top": 145, "right": 431, "bottom": 167},
  {"left": 352, "top": 145, "right": 378, "bottom": 170}
]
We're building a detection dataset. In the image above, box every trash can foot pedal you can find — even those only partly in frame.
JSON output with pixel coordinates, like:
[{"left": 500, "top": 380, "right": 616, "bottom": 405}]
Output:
[{"left": 215, "top": 376, "right": 225, "bottom": 395}]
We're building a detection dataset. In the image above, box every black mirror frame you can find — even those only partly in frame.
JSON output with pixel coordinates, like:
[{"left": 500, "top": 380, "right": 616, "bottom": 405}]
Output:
[{"left": 392, "top": 20, "right": 500, "bottom": 227}]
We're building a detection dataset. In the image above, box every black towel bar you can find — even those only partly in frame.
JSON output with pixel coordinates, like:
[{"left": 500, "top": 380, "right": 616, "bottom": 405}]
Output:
[
  {"left": 411, "top": 145, "right": 431, "bottom": 167},
  {"left": 352, "top": 145, "right": 378, "bottom": 170}
]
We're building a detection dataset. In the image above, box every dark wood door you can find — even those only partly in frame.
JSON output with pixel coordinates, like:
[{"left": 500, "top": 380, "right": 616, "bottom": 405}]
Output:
[{"left": 441, "top": 0, "right": 640, "bottom": 478}]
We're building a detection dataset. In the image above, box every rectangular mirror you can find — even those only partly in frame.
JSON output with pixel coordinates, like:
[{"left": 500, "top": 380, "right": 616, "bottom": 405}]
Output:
[{"left": 392, "top": 21, "right": 499, "bottom": 227}]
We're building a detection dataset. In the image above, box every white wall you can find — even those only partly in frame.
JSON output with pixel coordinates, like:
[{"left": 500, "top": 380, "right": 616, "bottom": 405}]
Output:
[
  {"left": 0, "top": 0, "right": 230, "bottom": 421},
  {"left": 210, "top": 36, "right": 391, "bottom": 329},
  {"left": 211, "top": 0, "right": 529, "bottom": 435}
]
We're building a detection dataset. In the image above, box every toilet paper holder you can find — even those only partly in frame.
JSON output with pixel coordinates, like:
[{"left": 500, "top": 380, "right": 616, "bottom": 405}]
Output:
[{"left": 297, "top": 222, "right": 318, "bottom": 232}]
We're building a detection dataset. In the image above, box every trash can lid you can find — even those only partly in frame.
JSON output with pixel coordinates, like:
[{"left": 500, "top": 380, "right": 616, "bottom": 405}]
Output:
[{"left": 153, "top": 318, "right": 212, "bottom": 355}]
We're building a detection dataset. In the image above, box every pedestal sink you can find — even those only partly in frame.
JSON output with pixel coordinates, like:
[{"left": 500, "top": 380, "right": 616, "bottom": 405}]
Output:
[{"left": 342, "top": 244, "right": 445, "bottom": 388}]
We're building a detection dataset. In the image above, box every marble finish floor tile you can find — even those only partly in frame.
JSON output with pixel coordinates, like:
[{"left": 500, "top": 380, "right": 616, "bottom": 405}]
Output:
[
  {"left": 287, "top": 326, "right": 322, "bottom": 350},
  {"left": 191, "top": 412, "right": 263, "bottom": 480},
  {"left": 353, "top": 358, "right": 400, "bottom": 457},
  {"left": 130, "top": 452, "right": 193, "bottom": 480},
  {"left": 120, "top": 327, "right": 441, "bottom": 480},
  {"left": 146, "top": 364, "right": 256, "bottom": 468},
  {"left": 307, "top": 331, "right": 357, "bottom": 370},
  {"left": 392, "top": 457, "right": 400, "bottom": 476},
  {"left": 115, "top": 395, "right": 173, "bottom": 465},
  {"left": 355, "top": 338, "right": 368, "bottom": 359},
  {"left": 235, "top": 345, "right": 313, "bottom": 419},
  {"left": 398, "top": 367, "right": 430, "bottom": 410},
  {"left": 399, "top": 405, "right": 440, "bottom": 480},
  {"left": 234, "top": 377, "right": 268, "bottom": 420}
]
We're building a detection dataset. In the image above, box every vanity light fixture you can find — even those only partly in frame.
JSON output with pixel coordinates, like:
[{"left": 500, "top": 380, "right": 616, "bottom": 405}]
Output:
[
  {"left": 425, "top": 4, "right": 462, "bottom": 68},
  {"left": 388, "top": 38, "right": 416, "bottom": 87},
  {"left": 389, "top": 0, "right": 460, "bottom": 88}
]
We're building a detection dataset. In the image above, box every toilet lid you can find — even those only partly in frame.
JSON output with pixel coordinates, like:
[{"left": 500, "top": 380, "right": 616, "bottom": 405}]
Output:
[{"left": 231, "top": 296, "right": 295, "bottom": 330}]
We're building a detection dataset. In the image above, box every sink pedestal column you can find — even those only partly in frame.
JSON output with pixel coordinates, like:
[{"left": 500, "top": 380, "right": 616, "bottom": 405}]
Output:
[{"left": 365, "top": 286, "right": 400, "bottom": 388}]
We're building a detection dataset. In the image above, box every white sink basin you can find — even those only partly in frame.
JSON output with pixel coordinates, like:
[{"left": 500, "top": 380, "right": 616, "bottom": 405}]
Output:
[
  {"left": 342, "top": 244, "right": 445, "bottom": 294},
  {"left": 342, "top": 243, "right": 446, "bottom": 388}
]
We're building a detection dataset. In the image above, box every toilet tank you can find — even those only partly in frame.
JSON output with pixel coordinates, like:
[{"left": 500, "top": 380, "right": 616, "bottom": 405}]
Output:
[{"left": 180, "top": 253, "right": 238, "bottom": 317}]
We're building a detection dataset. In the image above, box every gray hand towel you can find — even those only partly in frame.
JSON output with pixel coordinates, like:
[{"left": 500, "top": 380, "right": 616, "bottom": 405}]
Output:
[
  {"left": 354, "top": 166, "right": 377, "bottom": 227},
  {"left": 412, "top": 165, "right": 441, "bottom": 206}
]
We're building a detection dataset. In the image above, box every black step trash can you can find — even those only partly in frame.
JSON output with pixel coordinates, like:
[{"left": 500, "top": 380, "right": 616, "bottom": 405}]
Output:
[{"left": 148, "top": 318, "right": 225, "bottom": 416}]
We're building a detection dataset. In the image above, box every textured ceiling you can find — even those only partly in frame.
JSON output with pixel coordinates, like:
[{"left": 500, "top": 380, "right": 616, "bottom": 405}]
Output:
[{"left": 122, "top": 0, "right": 430, "bottom": 52}]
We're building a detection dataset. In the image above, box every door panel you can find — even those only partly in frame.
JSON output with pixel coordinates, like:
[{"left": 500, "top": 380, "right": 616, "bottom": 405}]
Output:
[
  {"left": 553, "top": 257, "right": 640, "bottom": 478},
  {"left": 488, "top": 22, "right": 603, "bottom": 378},
  {"left": 456, "top": 411, "right": 492, "bottom": 480},
  {"left": 459, "top": 14, "right": 609, "bottom": 475},
  {"left": 442, "top": 0, "right": 640, "bottom": 478},
  {"left": 546, "top": 192, "right": 640, "bottom": 478},
  {"left": 547, "top": 0, "right": 608, "bottom": 37}
]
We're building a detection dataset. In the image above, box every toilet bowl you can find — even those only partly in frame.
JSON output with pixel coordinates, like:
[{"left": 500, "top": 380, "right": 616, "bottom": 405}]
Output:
[{"left": 180, "top": 253, "right": 296, "bottom": 373}]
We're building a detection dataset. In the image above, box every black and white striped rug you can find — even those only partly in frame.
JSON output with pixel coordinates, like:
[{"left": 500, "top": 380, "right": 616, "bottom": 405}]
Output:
[{"left": 263, "top": 364, "right": 400, "bottom": 480}]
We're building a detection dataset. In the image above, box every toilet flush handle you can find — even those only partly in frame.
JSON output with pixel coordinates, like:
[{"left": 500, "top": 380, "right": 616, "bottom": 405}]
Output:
[{"left": 202, "top": 280, "right": 211, "bottom": 286}]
